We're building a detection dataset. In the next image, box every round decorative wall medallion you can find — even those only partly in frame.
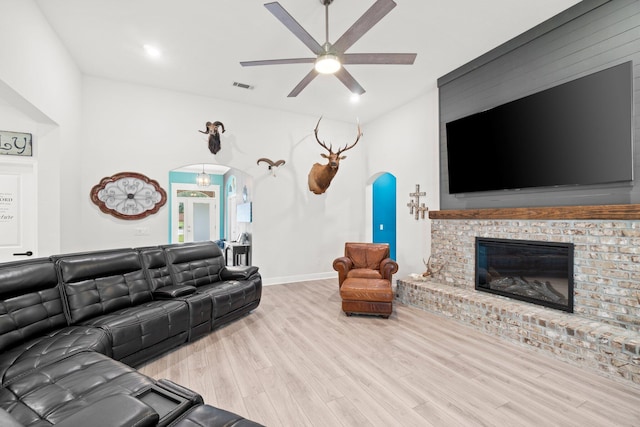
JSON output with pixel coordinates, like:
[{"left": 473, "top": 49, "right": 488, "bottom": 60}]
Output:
[{"left": 90, "top": 172, "right": 167, "bottom": 220}]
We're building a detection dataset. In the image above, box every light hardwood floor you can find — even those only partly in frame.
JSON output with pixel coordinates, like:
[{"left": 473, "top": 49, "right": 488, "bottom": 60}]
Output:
[{"left": 139, "top": 279, "right": 640, "bottom": 426}]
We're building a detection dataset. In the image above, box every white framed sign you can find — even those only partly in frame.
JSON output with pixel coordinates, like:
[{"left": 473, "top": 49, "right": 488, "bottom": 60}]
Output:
[{"left": 0, "top": 130, "right": 32, "bottom": 157}]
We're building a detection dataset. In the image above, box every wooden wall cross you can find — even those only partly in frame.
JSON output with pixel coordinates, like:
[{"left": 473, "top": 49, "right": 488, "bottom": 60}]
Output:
[{"left": 407, "top": 184, "right": 428, "bottom": 220}]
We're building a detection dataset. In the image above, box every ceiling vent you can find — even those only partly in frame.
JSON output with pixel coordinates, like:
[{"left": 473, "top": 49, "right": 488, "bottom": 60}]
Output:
[{"left": 233, "top": 81, "right": 254, "bottom": 90}]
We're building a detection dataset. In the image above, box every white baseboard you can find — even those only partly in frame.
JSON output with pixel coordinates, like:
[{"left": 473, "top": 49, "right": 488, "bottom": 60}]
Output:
[{"left": 262, "top": 271, "right": 336, "bottom": 286}]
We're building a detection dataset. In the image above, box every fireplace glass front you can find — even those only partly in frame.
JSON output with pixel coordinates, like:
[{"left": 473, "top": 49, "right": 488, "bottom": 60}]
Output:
[{"left": 476, "top": 237, "right": 574, "bottom": 312}]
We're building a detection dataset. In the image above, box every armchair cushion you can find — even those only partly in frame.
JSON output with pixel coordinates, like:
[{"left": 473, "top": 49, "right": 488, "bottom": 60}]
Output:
[
  {"left": 346, "top": 268, "right": 383, "bottom": 280},
  {"left": 344, "top": 243, "right": 389, "bottom": 270}
]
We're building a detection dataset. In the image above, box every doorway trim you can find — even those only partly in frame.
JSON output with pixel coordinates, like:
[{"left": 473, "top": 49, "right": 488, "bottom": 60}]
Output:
[
  {"left": 171, "top": 183, "right": 220, "bottom": 243},
  {"left": 168, "top": 169, "right": 224, "bottom": 243}
]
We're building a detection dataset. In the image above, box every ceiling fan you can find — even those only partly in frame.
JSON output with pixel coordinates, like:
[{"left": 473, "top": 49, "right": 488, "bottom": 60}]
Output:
[{"left": 240, "top": 0, "right": 416, "bottom": 97}]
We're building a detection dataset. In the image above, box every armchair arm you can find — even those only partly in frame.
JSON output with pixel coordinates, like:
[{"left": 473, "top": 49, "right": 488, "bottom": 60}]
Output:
[
  {"left": 333, "top": 256, "right": 353, "bottom": 287},
  {"left": 380, "top": 258, "right": 399, "bottom": 281}
]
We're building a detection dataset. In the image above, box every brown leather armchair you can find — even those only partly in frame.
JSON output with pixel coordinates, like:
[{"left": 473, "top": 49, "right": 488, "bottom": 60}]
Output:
[
  {"left": 333, "top": 242, "right": 399, "bottom": 317},
  {"left": 333, "top": 242, "right": 398, "bottom": 287}
]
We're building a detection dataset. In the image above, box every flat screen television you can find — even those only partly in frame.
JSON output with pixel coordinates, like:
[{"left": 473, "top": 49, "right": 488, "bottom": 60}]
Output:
[{"left": 445, "top": 61, "right": 633, "bottom": 194}]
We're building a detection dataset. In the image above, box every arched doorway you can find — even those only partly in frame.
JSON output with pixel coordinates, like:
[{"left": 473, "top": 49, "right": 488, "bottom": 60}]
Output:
[
  {"left": 168, "top": 165, "right": 227, "bottom": 244},
  {"left": 168, "top": 164, "right": 253, "bottom": 248},
  {"left": 372, "top": 172, "right": 396, "bottom": 260}
]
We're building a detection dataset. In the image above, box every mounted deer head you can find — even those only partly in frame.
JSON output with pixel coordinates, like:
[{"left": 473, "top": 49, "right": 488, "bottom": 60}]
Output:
[{"left": 307, "top": 117, "right": 362, "bottom": 195}]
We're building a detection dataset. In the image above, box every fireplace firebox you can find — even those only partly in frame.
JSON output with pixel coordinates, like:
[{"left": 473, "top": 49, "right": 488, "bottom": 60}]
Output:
[{"left": 476, "top": 237, "right": 574, "bottom": 312}]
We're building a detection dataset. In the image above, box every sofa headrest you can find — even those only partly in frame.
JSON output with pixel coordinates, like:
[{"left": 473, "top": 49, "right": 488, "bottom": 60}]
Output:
[
  {"left": 56, "top": 250, "right": 142, "bottom": 282},
  {"left": 162, "top": 241, "right": 223, "bottom": 264},
  {"left": 138, "top": 247, "right": 166, "bottom": 269},
  {"left": 0, "top": 258, "right": 58, "bottom": 299}
]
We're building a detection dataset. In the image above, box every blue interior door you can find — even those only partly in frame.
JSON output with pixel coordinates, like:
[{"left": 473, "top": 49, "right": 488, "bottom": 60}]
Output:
[{"left": 372, "top": 173, "right": 396, "bottom": 260}]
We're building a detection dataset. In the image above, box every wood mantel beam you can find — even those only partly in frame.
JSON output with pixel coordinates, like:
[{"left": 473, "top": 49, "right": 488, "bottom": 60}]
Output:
[{"left": 429, "top": 204, "right": 640, "bottom": 220}]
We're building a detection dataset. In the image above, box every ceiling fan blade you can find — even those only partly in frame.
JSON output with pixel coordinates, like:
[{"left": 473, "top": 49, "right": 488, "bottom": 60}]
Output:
[
  {"left": 332, "top": 0, "right": 396, "bottom": 54},
  {"left": 342, "top": 53, "right": 416, "bottom": 65},
  {"left": 264, "top": 2, "right": 323, "bottom": 55},
  {"left": 241, "top": 58, "right": 315, "bottom": 67},
  {"left": 334, "top": 67, "right": 365, "bottom": 95},
  {"left": 288, "top": 69, "right": 319, "bottom": 97}
]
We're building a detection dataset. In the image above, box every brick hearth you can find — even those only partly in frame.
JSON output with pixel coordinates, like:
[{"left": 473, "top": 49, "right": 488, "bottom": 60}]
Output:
[{"left": 395, "top": 205, "right": 640, "bottom": 386}]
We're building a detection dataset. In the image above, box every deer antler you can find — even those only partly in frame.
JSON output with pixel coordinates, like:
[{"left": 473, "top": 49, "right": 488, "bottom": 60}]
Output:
[
  {"left": 313, "top": 116, "right": 362, "bottom": 155},
  {"left": 336, "top": 121, "right": 362, "bottom": 156},
  {"left": 314, "top": 116, "right": 333, "bottom": 153},
  {"left": 422, "top": 255, "right": 445, "bottom": 277}
]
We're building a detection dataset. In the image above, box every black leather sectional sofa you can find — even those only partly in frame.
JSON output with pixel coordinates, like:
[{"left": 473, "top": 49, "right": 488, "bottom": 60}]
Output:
[{"left": 0, "top": 241, "right": 263, "bottom": 427}]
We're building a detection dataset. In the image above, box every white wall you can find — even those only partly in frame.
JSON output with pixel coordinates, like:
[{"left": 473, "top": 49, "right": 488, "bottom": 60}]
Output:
[
  {"left": 364, "top": 88, "right": 440, "bottom": 278},
  {"left": 0, "top": 0, "right": 82, "bottom": 256},
  {"left": 80, "top": 77, "right": 367, "bottom": 283}
]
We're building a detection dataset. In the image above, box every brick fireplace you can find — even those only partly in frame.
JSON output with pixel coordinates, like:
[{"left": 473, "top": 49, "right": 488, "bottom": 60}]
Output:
[{"left": 396, "top": 204, "right": 640, "bottom": 386}]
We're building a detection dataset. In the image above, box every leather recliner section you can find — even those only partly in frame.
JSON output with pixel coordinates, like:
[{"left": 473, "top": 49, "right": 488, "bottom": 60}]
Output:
[
  {"left": 0, "top": 258, "right": 111, "bottom": 384},
  {"left": 162, "top": 242, "right": 262, "bottom": 330},
  {"left": 55, "top": 249, "right": 190, "bottom": 366}
]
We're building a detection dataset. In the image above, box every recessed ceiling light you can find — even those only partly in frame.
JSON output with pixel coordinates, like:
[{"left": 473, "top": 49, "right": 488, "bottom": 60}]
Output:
[
  {"left": 350, "top": 93, "right": 360, "bottom": 103},
  {"left": 143, "top": 44, "right": 162, "bottom": 58}
]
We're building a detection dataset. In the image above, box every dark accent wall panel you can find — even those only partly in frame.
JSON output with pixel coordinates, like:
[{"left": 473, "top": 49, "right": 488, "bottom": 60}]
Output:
[{"left": 438, "top": 0, "right": 640, "bottom": 209}]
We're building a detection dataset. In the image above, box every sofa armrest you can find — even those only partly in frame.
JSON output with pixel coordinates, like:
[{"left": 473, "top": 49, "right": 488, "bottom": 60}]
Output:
[
  {"left": 153, "top": 285, "right": 197, "bottom": 299},
  {"left": 380, "top": 258, "right": 399, "bottom": 281},
  {"left": 55, "top": 394, "right": 158, "bottom": 427},
  {"left": 220, "top": 266, "right": 259, "bottom": 280},
  {"left": 156, "top": 379, "right": 204, "bottom": 405},
  {"left": 332, "top": 256, "right": 354, "bottom": 287}
]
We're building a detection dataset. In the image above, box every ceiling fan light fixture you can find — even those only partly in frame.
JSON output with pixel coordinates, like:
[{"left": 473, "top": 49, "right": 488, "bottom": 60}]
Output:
[
  {"left": 315, "top": 53, "right": 341, "bottom": 74},
  {"left": 242, "top": 0, "right": 415, "bottom": 96}
]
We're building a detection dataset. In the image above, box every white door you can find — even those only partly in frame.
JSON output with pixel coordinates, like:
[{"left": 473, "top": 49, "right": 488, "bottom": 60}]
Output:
[
  {"left": 0, "top": 162, "right": 36, "bottom": 262},
  {"left": 184, "top": 198, "right": 218, "bottom": 242},
  {"left": 227, "top": 194, "right": 237, "bottom": 241},
  {"left": 171, "top": 184, "right": 220, "bottom": 243}
]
